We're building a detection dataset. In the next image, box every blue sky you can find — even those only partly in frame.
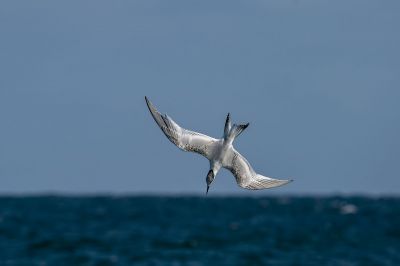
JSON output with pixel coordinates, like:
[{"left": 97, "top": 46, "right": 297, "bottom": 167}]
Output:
[{"left": 0, "top": 1, "right": 399, "bottom": 195}]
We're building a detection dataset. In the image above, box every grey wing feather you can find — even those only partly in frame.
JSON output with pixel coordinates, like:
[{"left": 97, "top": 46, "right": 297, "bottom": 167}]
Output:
[
  {"left": 224, "top": 149, "right": 292, "bottom": 190},
  {"left": 145, "top": 97, "right": 217, "bottom": 159}
]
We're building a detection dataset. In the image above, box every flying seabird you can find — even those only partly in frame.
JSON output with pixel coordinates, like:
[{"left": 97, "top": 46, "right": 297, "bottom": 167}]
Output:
[{"left": 145, "top": 96, "right": 292, "bottom": 194}]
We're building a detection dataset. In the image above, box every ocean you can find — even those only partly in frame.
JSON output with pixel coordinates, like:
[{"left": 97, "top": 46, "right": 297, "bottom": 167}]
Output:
[{"left": 0, "top": 196, "right": 399, "bottom": 265}]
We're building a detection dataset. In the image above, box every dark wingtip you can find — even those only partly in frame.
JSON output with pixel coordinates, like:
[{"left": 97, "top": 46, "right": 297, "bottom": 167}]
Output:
[
  {"left": 144, "top": 96, "right": 151, "bottom": 110},
  {"left": 244, "top": 123, "right": 249, "bottom": 129}
]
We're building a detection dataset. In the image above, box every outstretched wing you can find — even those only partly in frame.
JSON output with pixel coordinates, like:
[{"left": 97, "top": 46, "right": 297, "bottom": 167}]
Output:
[
  {"left": 224, "top": 149, "right": 292, "bottom": 190},
  {"left": 145, "top": 97, "right": 217, "bottom": 159}
]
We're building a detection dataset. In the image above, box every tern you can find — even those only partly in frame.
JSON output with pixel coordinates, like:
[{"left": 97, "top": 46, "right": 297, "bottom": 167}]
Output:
[{"left": 145, "top": 96, "right": 292, "bottom": 194}]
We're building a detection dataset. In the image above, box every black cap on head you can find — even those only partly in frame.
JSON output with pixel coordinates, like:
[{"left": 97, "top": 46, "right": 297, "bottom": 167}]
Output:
[
  {"left": 206, "top": 170, "right": 214, "bottom": 185},
  {"left": 206, "top": 170, "right": 214, "bottom": 195}
]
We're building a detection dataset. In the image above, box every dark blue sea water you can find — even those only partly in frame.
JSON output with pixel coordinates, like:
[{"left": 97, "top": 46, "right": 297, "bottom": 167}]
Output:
[{"left": 0, "top": 196, "right": 399, "bottom": 265}]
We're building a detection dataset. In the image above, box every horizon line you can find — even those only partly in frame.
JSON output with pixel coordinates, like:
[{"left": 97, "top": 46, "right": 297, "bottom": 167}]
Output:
[{"left": 0, "top": 191, "right": 398, "bottom": 198}]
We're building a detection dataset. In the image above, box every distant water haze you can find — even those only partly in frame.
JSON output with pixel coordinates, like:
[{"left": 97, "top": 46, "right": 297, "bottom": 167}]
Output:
[{"left": 0, "top": 1, "right": 399, "bottom": 194}]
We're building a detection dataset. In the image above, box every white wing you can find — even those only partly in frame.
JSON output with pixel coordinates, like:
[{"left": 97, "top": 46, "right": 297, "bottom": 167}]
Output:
[
  {"left": 145, "top": 97, "right": 217, "bottom": 160},
  {"left": 224, "top": 149, "right": 292, "bottom": 190}
]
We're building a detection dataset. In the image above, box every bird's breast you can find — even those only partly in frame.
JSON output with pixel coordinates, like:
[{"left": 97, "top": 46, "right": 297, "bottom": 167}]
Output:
[{"left": 213, "top": 143, "right": 231, "bottom": 165}]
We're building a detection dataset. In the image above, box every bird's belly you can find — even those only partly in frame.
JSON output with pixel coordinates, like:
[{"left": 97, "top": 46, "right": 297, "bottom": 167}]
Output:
[
  {"left": 210, "top": 142, "right": 231, "bottom": 167},
  {"left": 215, "top": 151, "right": 231, "bottom": 168}
]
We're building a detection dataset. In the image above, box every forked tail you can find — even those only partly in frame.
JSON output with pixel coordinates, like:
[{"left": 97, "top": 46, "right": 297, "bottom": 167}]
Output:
[{"left": 223, "top": 113, "right": 249, "bottom": 141}]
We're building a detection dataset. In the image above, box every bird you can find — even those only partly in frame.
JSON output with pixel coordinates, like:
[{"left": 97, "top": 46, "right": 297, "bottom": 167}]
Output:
[{"left": 145, "top": 96, "right": 292, "bottom": 194}]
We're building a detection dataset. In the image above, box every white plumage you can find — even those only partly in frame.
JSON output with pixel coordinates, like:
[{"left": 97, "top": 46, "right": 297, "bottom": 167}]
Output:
[{"left": 145, "top": 96, "right": 292, "bottom": 193}]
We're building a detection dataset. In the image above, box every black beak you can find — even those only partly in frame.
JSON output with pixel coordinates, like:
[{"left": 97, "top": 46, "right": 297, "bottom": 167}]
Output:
[{"left": 206, "top": 185, "right": 210, "bottom": 195}]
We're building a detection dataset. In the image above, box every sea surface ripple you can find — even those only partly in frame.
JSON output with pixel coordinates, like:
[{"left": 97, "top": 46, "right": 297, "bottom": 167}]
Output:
[{"left": 0, "top": 196, "right": 399, "bottom": 265}]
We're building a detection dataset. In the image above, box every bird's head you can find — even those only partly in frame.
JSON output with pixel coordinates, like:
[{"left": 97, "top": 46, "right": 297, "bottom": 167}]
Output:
[{"left": 206, "top": 170, "right": 215, "bottom": 195}]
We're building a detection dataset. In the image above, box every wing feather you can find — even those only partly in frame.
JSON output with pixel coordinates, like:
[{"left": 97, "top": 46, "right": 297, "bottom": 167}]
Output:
[
  {"left": 145, "top": 97, "right": 217, "bottom": 159},
  {"left": 225, "top": 149, "right": 292, "bottom": 190}
]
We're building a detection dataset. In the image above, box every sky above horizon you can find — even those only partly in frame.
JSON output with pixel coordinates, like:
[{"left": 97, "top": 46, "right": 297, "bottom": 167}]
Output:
[{"left": 1, "top": 1, "right": 399, "bottom": 195}]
